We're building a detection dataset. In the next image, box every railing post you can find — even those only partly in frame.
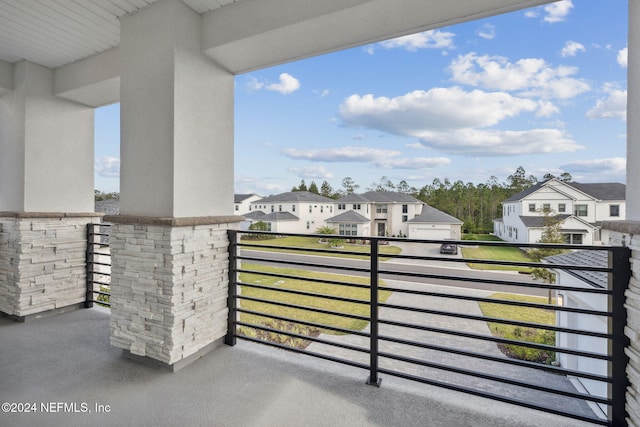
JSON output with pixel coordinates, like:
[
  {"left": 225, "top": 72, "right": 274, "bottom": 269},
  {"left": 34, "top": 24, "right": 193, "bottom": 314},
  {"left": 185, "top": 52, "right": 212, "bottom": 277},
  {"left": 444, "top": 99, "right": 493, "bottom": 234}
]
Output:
[
  {"left": 225, "top": 229, "right": 238, "bottom": 346},
  {"left": 367, "top": 238, "right": 381, "bottom": 386},
  {"left": 84, "top": 223, "right": 94, "bottom": 308},
  {"left": 610, "top": 246, "right": 631, "bottom": 426}
]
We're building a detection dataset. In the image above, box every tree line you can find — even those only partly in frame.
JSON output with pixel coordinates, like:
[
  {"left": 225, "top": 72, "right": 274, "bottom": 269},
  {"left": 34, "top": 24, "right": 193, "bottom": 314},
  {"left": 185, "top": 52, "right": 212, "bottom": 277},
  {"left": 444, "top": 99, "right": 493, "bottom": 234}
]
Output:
[{"left": 291, "top": 167, "right": 572, "bottom": 234}]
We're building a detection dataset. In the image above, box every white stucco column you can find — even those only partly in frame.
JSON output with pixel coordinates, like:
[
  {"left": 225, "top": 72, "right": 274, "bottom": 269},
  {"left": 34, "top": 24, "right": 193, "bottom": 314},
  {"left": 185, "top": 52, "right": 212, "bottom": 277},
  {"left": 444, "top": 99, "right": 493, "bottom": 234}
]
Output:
[
  {"left": 110, "top": 0, "right": 239, "bottom": 369},
  {"left": 0, "top": 61, "right": 100, "bottom": 318}
]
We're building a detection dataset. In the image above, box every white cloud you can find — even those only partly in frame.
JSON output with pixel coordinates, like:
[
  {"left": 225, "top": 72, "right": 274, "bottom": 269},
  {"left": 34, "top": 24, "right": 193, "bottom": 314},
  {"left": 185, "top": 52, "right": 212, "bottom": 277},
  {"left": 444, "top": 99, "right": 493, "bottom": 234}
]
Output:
[
  {"left": 95, "top": 157, "right": 120, "bottom": 178},
  {"left": 374, "top": 30, "right": 455, "bottom": 52},
  {"left": 282, "top": 146, "right": 449, "bottom": 170},
  {"left": 476, "top": 23, "right": 496, "bottom": 40},
  {"left": 543, "top": 0, "right": 573, "bottom": 23},
  {"left": 266, "top": 73, "right": 301, "bottom": 94},
  {"left": 618, "top": 47, "right": 628, "bottom": 68},
  {"left": 560, "top": 41, "right": 585, "bottom": 57},
  {"left": 448, "top": 52, "right": 590, "bottom": 99},
  {"left": 338, "top": 88, "right": 583, "bottom": 157},
  {"left": 560, "top": 157, "right": 626, "bottom": 181},
  {"left": 586, "top": 84, "right": 627, "bottom": 121},
  {"left": 245, "top": 76, "right": 264, "bottom": 92},
  {"left": 314, "top": 89, "right": 331, "bottom": 97},
  {"left": 289, "top": 166, "right": 334, "bottom": 179}
]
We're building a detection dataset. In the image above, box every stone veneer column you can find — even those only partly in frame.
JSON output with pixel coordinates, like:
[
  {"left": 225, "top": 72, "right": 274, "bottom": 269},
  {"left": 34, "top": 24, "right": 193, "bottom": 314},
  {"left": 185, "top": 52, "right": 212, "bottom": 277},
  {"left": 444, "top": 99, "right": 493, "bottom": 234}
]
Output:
[
  {"left": 0, "top": 213, "right": 103, "bottom": 319},
  {"left": 106, "top": 216, "right": 241, "bottom": 370}
]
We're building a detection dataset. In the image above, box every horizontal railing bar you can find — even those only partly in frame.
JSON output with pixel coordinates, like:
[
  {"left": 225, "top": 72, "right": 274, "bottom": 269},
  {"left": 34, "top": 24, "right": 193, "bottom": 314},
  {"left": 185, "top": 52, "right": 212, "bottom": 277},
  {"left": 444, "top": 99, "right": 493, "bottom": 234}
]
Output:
[
  {"left": 379, "top": 300, "right": 611, "bottom": 337},
  {"left": 378, "top": 268, "right": 611, "bottom": 295},
  {"left": 90, "top": 289, "right": 111, "bottom": 297},
  {"left": 88, "top": 280, "right": 111, "bottom": 287},
  {"left": 236, "top": 269, "right": 371, "bottom": 290},
  {"left": 236, "top": 335, "right": 370, "bottom": 371},
  {"left": 376, "top": 367, "right": 608, "bottom": 426},
  {"left": 236, "top": 322, "right": 369, "bottom": 354},
  {"left": 379, "top": 351, "right": 610, "bottom": 404},
  {"left": 379, "top": 317, "right": 610, "bottom": 360},
  {"left": 87, "top": 270, "right": 111, "bottom": 277},
  {"left": 88, "top": 261, "right": 112, "bottom": 267},
  {"left": 237, "top": 243, "right": 366, "bottom": 257},
  {"left": 237, "top": 295, "right": 370, "bottom": 322},
  {"left": 237, "top": 308, "right": 370, "bottom": 337},
  {"left": 238, "top": 255, "right": 371, "bottom": 275},
  {"left": 237, "top": 281, "right": 370, "bottom": 306},
  {"left": 88, "top": 300, "right": 111, "bottom": 307},
  {"left": 378, "top": 334, "right": 611, "bottom": 383},
  {"left": 381, "top": 296, "right": 610, "bottom": 317}
]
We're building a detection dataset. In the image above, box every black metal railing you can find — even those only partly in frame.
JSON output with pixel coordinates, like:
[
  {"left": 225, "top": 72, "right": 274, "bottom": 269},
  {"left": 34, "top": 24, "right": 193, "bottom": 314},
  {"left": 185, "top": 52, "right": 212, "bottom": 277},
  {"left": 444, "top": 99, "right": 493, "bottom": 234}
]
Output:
[
  {"left": 225, "top": 230, "right": 631, "bottom": 427},
  {"left": 86, "top": 223, "right": 112, "bottom": 307}
]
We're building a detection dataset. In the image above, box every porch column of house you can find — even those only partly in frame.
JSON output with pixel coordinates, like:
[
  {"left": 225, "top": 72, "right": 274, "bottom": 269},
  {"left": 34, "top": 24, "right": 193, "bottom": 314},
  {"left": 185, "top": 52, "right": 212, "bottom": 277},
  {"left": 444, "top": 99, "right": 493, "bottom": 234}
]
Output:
[
  {"left": 0, "top": 61, "right": 101, "bottom": 319},
  {"left": 603, "top": 0, "right": 640, "bottom": 425},
  {"left": 107, "top": 0, "right": 240, "bottom": 370}
]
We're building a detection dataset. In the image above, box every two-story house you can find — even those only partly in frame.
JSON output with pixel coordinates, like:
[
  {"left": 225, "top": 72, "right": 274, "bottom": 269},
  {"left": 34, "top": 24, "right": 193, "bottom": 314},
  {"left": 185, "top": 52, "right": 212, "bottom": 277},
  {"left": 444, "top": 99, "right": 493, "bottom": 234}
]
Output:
[
  {"left": 234, "top": 194, "right": 262, "bottom": 215},
  {"left": 248, "top": 191, "right": 335, "bottom": 233},
  {"left": 493, "top": 179, "right": 626, "bottom": 245}
]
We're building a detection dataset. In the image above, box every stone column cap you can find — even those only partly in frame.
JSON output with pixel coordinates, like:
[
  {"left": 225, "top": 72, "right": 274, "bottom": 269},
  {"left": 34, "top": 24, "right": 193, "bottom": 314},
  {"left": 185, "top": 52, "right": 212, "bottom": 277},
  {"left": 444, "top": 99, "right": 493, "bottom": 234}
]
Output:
[
  {"left": 104, "top": 215, "right": 245, "bottom": 227},
  {"left": 0, "top": 212, "right": 104, "bottom": 218}
]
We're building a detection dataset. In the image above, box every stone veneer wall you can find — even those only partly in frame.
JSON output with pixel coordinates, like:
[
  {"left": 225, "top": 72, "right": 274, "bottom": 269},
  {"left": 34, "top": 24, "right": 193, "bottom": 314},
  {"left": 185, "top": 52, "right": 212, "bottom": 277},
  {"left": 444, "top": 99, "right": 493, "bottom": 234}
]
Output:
[
  {"left": 604, "top": 221, "right": 640, "bottom": 427},
  {"left": 0, "top": 213, "right": 103, "bottom": 318},
  {"left": 107, "top": 216, "right": 240, "bottom": 366}
]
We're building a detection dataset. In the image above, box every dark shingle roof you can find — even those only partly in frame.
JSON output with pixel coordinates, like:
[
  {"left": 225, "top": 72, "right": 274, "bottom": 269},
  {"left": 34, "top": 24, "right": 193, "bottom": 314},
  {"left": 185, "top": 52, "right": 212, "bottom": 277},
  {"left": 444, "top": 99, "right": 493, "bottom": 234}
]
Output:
[
  {"left": 518, "top": 214, "right": 572, "bottom": 227},
  {"left": 505, "top": 180, "right": 626, "bottom": 202},
  {"left": 244, "top": 210, "right": 265, "bottom": 219},
  {"left": 408, "top": 205, "right": 463, "bottom": 224},
  {"left": 545, "top": 250, "right": 607, "bottom": 288},
  {"left": 95, "top": 199, "right": 120, "bottom": 216},
  {"left": 235, "top": 194, "right": 260, "bottom": 203},
  {"left": 326, "top": 211, "right": 370, "bottom": 223},
  {"left": 255, "top": 191, "right": 333, "bottom": 204},
  {"left": 337, "top": 191, "right": 421, "bottom": 204},
  {"left": 258, "top": 211, "right": 299, "bottom": 221}
]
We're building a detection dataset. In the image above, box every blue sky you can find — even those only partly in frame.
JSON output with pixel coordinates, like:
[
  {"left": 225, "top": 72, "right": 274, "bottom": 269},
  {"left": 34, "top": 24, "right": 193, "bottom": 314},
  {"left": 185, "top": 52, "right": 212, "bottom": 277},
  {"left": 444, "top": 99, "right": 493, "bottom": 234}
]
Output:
[{"left": 94, "top": 0, "right": 628, "bottom": 195}]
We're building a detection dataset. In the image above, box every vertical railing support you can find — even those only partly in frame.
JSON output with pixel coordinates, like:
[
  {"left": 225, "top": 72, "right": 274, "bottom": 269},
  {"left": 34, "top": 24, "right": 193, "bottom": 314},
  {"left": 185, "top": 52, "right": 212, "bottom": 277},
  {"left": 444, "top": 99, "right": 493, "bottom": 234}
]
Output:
[
  {"left": 367, "top": 238, "right": 382, "bottom": 387},
  {"left": 609, "top": 246, "right": 631, "bottom": 427},
  {"left": 225, "top": 229, "right": 238, "bottom": 346},
  {"left": 84, "top": 223, "right": 94, "bottom": 308}
]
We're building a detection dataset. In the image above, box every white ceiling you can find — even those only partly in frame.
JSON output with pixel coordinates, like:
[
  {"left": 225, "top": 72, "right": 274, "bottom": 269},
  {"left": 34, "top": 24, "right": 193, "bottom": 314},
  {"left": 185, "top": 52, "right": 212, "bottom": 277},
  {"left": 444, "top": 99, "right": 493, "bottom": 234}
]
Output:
[{"left": 0, "top": 0, "right": 241, "bottom": 69}]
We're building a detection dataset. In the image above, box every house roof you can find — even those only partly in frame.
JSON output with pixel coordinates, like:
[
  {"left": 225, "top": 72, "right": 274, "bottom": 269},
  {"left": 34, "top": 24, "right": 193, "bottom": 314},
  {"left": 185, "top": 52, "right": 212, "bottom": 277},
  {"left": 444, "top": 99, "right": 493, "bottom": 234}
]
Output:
[
  {"left": 505, "top": 179, "right": 626, "bottom": 202},
  {"left": 326, "top": 211, "right": 370, "bottom": 223},
  {"left": 95, "top": 199, "right": 120, "bottom": 216},
  {"left": 408, "top": 205, "right": 463, "bottom": 224},
  {"left": 259, "top": 212, "right": 299, "bottom": 221},
  {"left": 545, "top": 250, "right": 607, "bottom": 288},
  {"left": 254, "top": 191, "right": 333, "bottom": 204},
  {"left": 235, "top": 194, "right": 260, "bottom": 203},
  {"left": 518, "top": 214, "right": 572, "bottom": 227},
  {"left": 337, "top": 191, "right": 421, "bottom": 204},
  {"left": 244, "top": 210, "right": 265, "bottom": 219}
]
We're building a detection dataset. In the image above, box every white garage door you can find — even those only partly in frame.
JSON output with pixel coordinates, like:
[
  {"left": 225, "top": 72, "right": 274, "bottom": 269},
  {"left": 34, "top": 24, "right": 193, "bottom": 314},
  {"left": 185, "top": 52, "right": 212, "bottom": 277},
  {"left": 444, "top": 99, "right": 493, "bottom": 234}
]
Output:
[{"left": 409, "top": 226, "right": 452, "bottom": 240}]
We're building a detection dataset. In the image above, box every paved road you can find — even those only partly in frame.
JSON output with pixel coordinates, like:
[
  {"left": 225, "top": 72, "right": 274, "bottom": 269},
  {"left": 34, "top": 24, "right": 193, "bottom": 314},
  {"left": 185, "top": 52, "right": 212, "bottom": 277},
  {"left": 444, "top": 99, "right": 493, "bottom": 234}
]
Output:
[{"left": 239, "top": 246, "right": 549, "bottom": 297}]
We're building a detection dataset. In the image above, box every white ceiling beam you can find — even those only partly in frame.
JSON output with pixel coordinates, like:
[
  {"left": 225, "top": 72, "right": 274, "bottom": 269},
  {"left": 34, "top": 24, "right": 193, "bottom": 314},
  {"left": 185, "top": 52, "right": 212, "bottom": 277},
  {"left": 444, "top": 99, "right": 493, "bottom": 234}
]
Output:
[
  {"left": 201, "top": 0, "right": 555, "bottom": 74},
  {"left": 53, "top": 47, "right": 120, "bottom": 107}
]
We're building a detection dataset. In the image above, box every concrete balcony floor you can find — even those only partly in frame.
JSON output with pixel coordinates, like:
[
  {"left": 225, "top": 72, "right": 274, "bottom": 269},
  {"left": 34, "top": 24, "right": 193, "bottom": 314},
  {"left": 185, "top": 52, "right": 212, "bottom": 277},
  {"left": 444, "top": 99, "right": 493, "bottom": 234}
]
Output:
[{"left": 1, "top": 307, "right": 594, "bottom": 427}]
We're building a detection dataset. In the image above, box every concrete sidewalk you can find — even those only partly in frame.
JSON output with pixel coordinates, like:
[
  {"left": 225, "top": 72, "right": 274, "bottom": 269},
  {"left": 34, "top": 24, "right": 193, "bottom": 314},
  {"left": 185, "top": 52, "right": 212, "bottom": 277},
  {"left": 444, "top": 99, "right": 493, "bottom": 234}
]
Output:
[{"left": 0, "top": 307, "right": 596, "bottom": 427}]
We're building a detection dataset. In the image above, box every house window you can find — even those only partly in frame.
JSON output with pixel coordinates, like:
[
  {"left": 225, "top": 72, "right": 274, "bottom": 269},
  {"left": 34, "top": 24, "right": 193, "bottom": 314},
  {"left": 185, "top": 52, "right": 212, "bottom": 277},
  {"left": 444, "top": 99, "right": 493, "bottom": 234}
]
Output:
[
  {"left": 306, "top": 221, "right": 310, "bottom": 229},
  {"left": 402, "top": 204, "right": 408, "bottom": 213},
  {"left": 309, "top": 205, "right": 312, "bottom": 213},
  {"left": 279, "top": 205, "right": 282, "bottom": 212},
  {"left": 338, "top": 223, "right": 358, "bottom": 236},
  {"left": 271, "top": 205, "right": 274, "bottom": 213},
  {"left": 338, "top": 203, "right": 345, "bottom": 210},
  {"left": 235, "top": 205, "right": 239, "bottom": 211},
  {"left": 376, "top": 204, "right": 388, "bottom": 214},
  {"left": 402, "top": 215, "right": 408, "bottom": 222},
  {"left": 564, "top": 233, "right": 583, "bottom": 244},
  {"left": 542, "top": 203, "right": 550, "bottom": 212},
  {"left": 528, "top": 203, "right": 536, "bottom": 212},
  {"left": 574, "top": 204, "right": 588, "bottom": 217},
  {"left": 610, "top": 204, "right": 620, "bottom": 217},
  {"left": 353, "top": 204, "right": 361, "bottom": 210},
  {"left": 558, "top": 203, "right": 566, "bottom": 213},
  {"left": 292, "top": 205, "right": 296, "bottom": 212},
  {"left": 264, "top": 222, "right": 272, "bottom": 231},
  {"left": 321, "top": 206, "right": 324, "bottom": 213}
]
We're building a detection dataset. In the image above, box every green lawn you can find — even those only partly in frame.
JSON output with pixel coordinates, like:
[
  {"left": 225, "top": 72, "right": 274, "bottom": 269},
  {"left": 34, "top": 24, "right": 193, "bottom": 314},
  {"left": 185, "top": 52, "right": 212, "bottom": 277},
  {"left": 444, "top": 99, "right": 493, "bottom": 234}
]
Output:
[
  {"left": 240, "top": 235, "right": 402, "bottom": 260},
  {"left": 462, "top": 233, "right": 502, "bottom": 241},
  {"left": 237, "top": 263, "right": 391, "bottom": 347},
  {"left": 461, "top": 241, "right": 533, "bottom": 273},
  {"left": 478, "top": 293, "right": 556, "bottom": 364}
]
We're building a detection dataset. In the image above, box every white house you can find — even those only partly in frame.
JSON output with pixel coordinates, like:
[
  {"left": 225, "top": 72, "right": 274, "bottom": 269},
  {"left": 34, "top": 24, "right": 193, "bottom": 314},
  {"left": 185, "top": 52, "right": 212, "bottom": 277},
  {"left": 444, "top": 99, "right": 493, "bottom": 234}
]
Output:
[
  {"left": 234, "top": 194, "right": 262, "bottom": 215},
  {"left": 407, "top": 205, "right": 463, "bottom": 240},
  {"left": 545, "top": 250, "right": 609, "bottom": 418},
  {"left": 248, "top": 191, "right": 335, "bottom": 233},
  {"left": 494, "top": 179, "right": 626, "bottom": 245}
]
